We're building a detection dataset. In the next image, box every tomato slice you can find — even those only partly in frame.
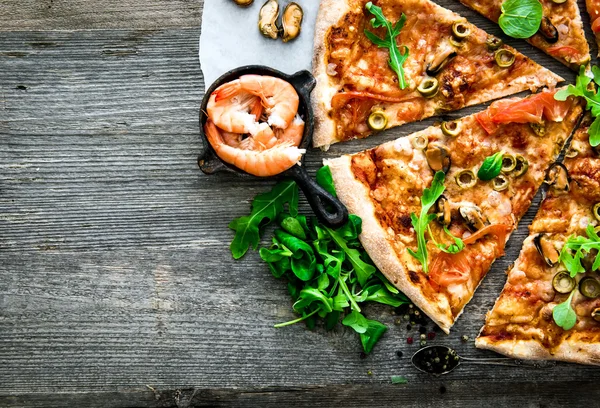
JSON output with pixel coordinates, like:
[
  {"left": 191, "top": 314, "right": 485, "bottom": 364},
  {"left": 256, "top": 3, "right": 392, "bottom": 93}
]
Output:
[
  {"left": 476, "top": 91, "right": 571, "bottom": 134},
  {"left": 547, "top": 45, "right": 582, "bottom": 59},
  {"left": 463, "top": 224, "right": 512, "bottom": 257},
  {"left": 331, "top": 91, "right": 410, "bottom": 109},
  {"left": 593, "top": 18, "right": 600, "bottom": 33},
  {"left": 429, "top": 251, "right": 472, "bottom": 287}
]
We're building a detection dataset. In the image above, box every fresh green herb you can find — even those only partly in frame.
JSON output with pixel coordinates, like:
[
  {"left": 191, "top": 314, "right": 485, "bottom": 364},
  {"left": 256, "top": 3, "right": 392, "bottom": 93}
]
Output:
[
  {"left": 559, "top": 224, "right": 600, "bottom": 277},
  {"left": 391, "top": 375, "right": 408, "bottom": 385},
  {"left": 235, "top": 167, "right": 409, "bottom": 354},
  {"left": 477, "top": 151, "right": 504, "bottom": 181},
  {"left": 229, "top": 180, "right": 298, "bottom": 259},
  {"left": 552, "top": 290, "right": 577, "bottom": 330},
  {"left": 364, "top": 2, "right": 409, "bottom": 89},
  {"left": 555, "top": 66, "right": 600, "bottom": 146},
  {"left": 428, "top": 224, "right": 465, "bottom": 254},
  {"left": 498, "top": 0, "right": 543, "bottom": 39},
  {"left": 316, "top": 165, "right": 337, "bottom": 197},
  {"left": 408, "top": 171, "right": 447, "bottom": 274}
]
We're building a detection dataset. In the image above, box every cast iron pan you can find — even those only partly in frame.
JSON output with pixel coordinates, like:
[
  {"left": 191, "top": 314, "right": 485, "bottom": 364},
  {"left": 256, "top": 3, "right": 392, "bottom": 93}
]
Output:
[{"left": 198, "top": 65, "right": 348, "bottom": 228}]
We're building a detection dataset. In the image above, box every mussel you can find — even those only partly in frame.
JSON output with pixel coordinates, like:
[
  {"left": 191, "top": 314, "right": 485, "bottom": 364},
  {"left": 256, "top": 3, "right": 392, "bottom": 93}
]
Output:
[
  {"left": 537, "top": 17, "right": 559, "bottom": 44},
  {"left": 282, "top": 2, "right": 303, "bottom": 42},
  {"left": 426, "top": 48, "right": 457, "bottom": 76},
  {"left": 592, "top": 307, "right": 600, "bottom": 322},
  {"left": 425, "top": 144, "right": 451, "bottom": 173},
  {"left": 436, "top": 195, "right": 452, "bottom": 226},
  {"left": 259, "top": 0, "right": 280, "bottom": 39},
  {"left": 593, "top": 202, "right": 600, "bottom": 222},
  {"left": 545, "top": 162, "right": 570, "bottom": 192},
  {"left": 459, "top": 204, "right": 489, "bottom": 231},
  {"left": 534, "top": 233, "right": 560, "bottom": 267},
  {"left": 233, "top": 0, "right": 254, "bottom": 6}
]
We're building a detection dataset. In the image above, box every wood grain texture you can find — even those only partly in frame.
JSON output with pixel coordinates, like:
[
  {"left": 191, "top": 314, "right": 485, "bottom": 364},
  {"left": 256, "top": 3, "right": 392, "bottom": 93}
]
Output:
[{"left": 1, "top": 0, "right": 600, "bottom": 406}]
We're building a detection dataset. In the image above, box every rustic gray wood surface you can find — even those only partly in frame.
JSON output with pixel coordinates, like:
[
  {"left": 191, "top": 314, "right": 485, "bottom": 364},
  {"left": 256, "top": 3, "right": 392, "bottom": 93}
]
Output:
[{"left": 2, "top": 0, "right": 600, "bottom": 407}]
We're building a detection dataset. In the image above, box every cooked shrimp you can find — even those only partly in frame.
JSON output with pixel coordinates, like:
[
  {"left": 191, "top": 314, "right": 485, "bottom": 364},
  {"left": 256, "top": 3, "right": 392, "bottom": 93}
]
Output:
[
  {"left": 274, "top": 114, "right": 304, "bottom": 147},
  {"left": 204, "top": 120, "right": 304, "bottom": 177},
  {"left": 207, "top": 75, "right": 299, "bottom": 134}
]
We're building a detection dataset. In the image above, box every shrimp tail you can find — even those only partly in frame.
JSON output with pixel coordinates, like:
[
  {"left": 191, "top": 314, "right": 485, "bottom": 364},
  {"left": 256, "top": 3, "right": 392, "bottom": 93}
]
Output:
[{"left": 213, "top": 81, "right": 241, "bottom": 102}]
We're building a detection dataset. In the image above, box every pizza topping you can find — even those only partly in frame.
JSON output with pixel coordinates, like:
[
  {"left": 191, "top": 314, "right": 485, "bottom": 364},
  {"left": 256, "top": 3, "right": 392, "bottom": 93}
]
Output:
[
  {"left": 429, "top": 251, "right": 472, "bottom": 286},
  {"left": 417, "top": 77, "right": 439, "bottom": 98},
  {"left": 534, "top": 233, "right": 560, "bottom": 267},
  {"left": 552, "top": 271, "right": 576, "bottom": 294},
  {"left": 529, "top": 122, "right": 546, "bottom": 137},
  {"left": 593, "top": 203, "right": 600, "bottom": 222},
  {"left": 544, "top": 162, "right": 570, "bottom": 192},
  {"left": 592, "top": 18, "right": 600, "bottom": 33},
  {"left": 579, "top": 277, "right": 600, "bottom": 299},
  {"left": 425, "top": 144, "right": 451, "bottom": 173},
  {"left": 592, "top": 307, "right": 600, "bottom": 322},
  {"left": 485, "top": 36, "right": 503, "bottom": 51},
  {"left": 364, "top": 2, "right": 409, "bottom": 89},
  {"left": 281, "top": 2, "right": 303, "bottom": 43},
  {"left": 552, "top": 290, "right": 577, "bottom": 330},
  {"left": 441, "top": 120, "right": 461, "bottom": 137},
  {"left": 451, "top": 21, "right": 471, "bottom": 40},
  {"left": 559, "top": 225, "right": 600, "bottom": 276},
  {"left": 367, "top": 110, "right": 388, "bottom": 131},
  {"left": 478, "top": 151, "right": 504, "bottom": 181},
  {"left": 258, "top": 0, "right": 280, "bottom": 40},
  {"left": 492, "top": 174, "right": 509, "bottom": 192},
  {"left": 537, "top": 17, "right": 559, "bottom": 44},
  {"left": 426, "top": 46, "right": 457, "bottom": 76},
  {"left": 436, "top": 195, "right": 452, "bottom": 226},
  {"left": 461, "top": 224, "right": 511, "bottom": 245},
  {"left": 498, "top": 0, "right": 543, "bottom": 39},
  {"left": 494, "top": 49, "right": 516, "bottom": 68},
  {"left": 513, "top": 155, "right": 529, "bottom": 177},
  {"left": 455, "top": 170, "right": 477, "bottom": 189},
  {"left": 412, "top": 135, "right": 429, "bottom": 150},
  {"left": 460, "top": 204, "right": 489, "bottom": 232},
  {"left": 501, "top": 154, "right": 517, "bottom": 173},
  {"left": 551, "top": 0, "right": 567, "bottom": 3}
]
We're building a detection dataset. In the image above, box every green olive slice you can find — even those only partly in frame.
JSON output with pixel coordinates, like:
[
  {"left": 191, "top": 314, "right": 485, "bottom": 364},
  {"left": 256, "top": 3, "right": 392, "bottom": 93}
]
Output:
[
  {"left": 580, "top": 277, "right": 600, "bottom": 299},
  {"left": 495, "top": 49, "right": 515, "bottom": 68},
  {"left": 501, "top": 154, "right": 517, "bottom": 173},
  {"left": 441, "top": 120, "right": 461, "bottom": 137},
  {"left": 367, "top": 110, "right": 388, "bottom": 131},
  {"left": 412, "top": 135, "right": 429, "bottom": 150},
  {"left": 417, "top": 77, "right": 439, "bottom": 98},
  {"left": 486, "top": 36, "right": 503, "bottom": 51},
  {"left": 513, "top": 155, "right": 529, "bottom": 177},
  {"left": 456, "top": 169, "right": 477, "bottom": 189},
  {"left": 529, "top": 122, "right": 546, "bottom": 137},
  {"left": 553, "top": 271, "right": 576, "bottom": 294},
  {"left": 452, "top": 21, "right": 471, "bottom": 40},
  {"left": 593, "top": 202, "right": 600, "bottom": 222},
  {"left": 551, "top": 0, "right": 567, "bottom": 3},
  {"left": 492, "top": 174, "right": 509, "bottom": 191}
]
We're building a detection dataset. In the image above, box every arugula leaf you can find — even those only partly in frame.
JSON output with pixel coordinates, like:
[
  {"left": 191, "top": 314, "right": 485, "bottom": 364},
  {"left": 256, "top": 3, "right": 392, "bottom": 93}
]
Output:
[
  {"left": 280, "top": 216, "right": 307, "bottom": 239},
  {"left": 408, "top": 171, "right": 446, "bottom": 274},
  {"left": 363, "top": 284, "right": 408, "bottom": 307},
  {"left": 274, "top": 230, "right": 316, "bottom": 281},
  {"left": 391, "top": 376, "right": 408, "bottom": 385},
  {"left": 429, "top": 225, "right": 465, "bottom": 254},
  {"left": 316, "top": 165, "right": 337, "bottom": 197},
  {"left": 555, "top": 66, "right": 600, "bottom": 146},
  {"left": 342, "top": 310, "right": 370, "bottom": 333},
  {"left": 293, "top": 287, "right": 334, "bottom": 314},
  {"left": 325, "top": 225, "right": 376, "bottom": 286},
  {"left": 229, "top": 180, "right": 299, "bottom": 259},
  {"left": 359, "top": 319, "right": 388, "bottom": 354},
  {"left": 559, "top": 224, "right": 600, "bottom": 277},
  {"left": 498, "top": 0, "right": 543, "bottom": 39},
  {"left": 552, "top": 290, "right": 577, "bottom": 330},
  {"left": 364, "top": 2, "right": 409, "bottom": 89},
  {"left": 477, "top": 151, "right": 504, "bottom": 181}
]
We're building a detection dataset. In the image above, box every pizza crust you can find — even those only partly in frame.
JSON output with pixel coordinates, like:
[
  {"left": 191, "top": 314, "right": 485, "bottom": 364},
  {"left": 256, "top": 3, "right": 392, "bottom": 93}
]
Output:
[
  {"left": 475, "top": 336, "right": 600, "bottom": 366},
  {"left": 311, "top": 0, "right": 350, "bottom": 151},
  {"left": 326, "top": 155, "right": 455, "bottom": 333}
]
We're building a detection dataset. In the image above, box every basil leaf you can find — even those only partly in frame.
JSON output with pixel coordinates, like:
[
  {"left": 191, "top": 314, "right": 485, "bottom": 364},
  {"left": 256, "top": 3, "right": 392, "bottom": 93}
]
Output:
[
  {"left": 552, "top": 290, "right": 577, "bottom": 330},
  {"left": 477, "top": 151, "right": 504, "bottom": 181},
  {"left": 498, "top": 0, "right": 543, "bottom": 39}
]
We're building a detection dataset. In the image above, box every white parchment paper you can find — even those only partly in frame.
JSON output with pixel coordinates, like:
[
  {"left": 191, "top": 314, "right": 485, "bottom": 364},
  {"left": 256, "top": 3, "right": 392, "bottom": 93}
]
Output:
[{"left": 199, "top": 0, "right": 318, "bottom": 87}]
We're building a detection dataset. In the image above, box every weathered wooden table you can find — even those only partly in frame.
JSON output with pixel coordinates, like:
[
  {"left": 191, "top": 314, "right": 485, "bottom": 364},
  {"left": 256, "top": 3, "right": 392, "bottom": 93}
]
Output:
[{"left": 2, "top": 1, "right": 600, "bottom": 406}]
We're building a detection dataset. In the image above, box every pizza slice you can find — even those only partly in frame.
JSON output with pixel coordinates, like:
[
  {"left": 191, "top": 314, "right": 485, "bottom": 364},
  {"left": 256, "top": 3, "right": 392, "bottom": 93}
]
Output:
[
  {"left": 476, "top": 117, "right": 600, "bottom": 364},
  {"left": 326, "top": 89, "right": 583, "bottom": 333},
  {"left": 458, "top": 0, "right": 590, "bottom": 68},
  {"left": 586, "top": 0, "right": 600, "bottom": 56},
  {"left": 312, "top": 0, "right": 563, "bottom": 149}
]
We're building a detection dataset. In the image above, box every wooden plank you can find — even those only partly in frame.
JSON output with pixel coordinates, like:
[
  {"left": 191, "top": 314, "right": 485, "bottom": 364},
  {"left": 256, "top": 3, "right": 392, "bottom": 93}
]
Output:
[{"left": 0, "top": 0, "right": 202, "bottom": 31}]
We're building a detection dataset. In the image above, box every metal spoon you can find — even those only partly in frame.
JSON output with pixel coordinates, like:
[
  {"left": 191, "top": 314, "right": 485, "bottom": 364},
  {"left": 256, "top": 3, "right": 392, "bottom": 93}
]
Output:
[{"left": 411, "top": 345, "right": 556, "bottom": 376}]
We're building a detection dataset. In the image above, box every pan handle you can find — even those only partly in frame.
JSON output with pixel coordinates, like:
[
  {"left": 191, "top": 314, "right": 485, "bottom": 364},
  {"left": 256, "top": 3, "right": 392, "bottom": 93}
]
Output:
[
  {"left": 287, "top": 165, "right": 348, "bottom": 229},
  {"left": 287, "top": 70, "right": 316, "bottom": 98}
]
